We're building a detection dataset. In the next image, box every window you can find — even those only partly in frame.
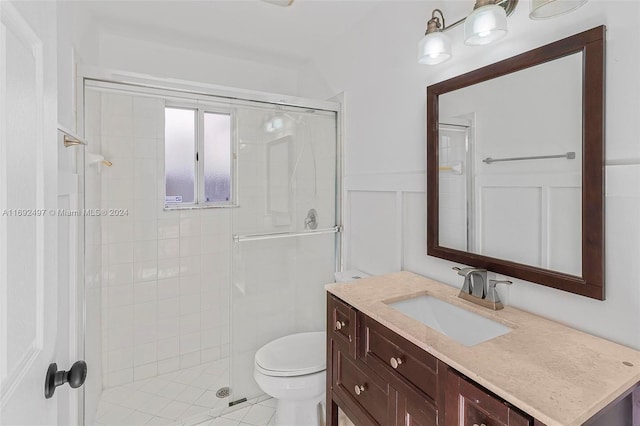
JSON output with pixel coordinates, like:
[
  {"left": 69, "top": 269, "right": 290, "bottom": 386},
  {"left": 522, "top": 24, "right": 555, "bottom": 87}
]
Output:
[{"left": 164, "top": 106, "right": 233, "bottom": 207}]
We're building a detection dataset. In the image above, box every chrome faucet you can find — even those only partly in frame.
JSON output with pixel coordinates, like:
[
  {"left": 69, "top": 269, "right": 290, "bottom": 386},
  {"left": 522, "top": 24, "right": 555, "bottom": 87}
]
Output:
[
  {"left": 453, "top": 267, "right": 487, "bottom": 298},
  {"left": 453, "top": 267, "right": 512, "bottom": 310}
]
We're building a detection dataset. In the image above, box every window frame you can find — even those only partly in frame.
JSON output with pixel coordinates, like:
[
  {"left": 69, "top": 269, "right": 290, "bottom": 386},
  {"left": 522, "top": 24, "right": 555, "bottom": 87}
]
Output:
[{"left": 164, "top": 101, "right": 237, "bottom": 210}]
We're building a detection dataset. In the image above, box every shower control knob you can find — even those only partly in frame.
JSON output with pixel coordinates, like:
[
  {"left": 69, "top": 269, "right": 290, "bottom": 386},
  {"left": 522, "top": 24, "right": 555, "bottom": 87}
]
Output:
[
  {"left": 354, "top": 384, "right": 366, "bottom": 396},
  {"left": 389, "top": 357, "right": 403, "bottom": 369},
  {"left": 335, "top": 320, "right": 346, "bottom": 330}
]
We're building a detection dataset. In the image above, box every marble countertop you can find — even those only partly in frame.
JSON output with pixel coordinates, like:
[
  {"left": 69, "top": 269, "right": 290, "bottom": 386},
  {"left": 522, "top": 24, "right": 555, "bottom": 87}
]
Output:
[{"left": 325, "top": 271, "right": 640, "bottom": 426}]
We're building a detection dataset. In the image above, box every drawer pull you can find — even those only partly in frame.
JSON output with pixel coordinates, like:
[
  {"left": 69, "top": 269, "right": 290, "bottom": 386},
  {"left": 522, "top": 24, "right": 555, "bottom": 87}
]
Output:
[
  {"left": 389, "top": 357, "right": 403, "bottom": 369},
  {"left": 472, "top": 424, "right": 486, "bottom": 426},
  {"left": 335, "top": 320, "right": 346, "bottom": 330},
  {"left": 354, "top": 384, "right": 366, "bottom": 396}
]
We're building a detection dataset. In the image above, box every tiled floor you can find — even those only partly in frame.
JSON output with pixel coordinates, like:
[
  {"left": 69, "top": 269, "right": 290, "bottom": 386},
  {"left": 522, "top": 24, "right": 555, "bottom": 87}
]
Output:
[{"left": 95, "top": 359, "right": 276, "bottom": 426}]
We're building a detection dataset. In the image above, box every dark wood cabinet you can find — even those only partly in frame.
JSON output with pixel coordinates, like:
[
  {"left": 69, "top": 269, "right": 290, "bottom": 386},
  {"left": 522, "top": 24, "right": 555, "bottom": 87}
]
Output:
[
  {"left": 332, "top": 342, "right": 392, "bottom": 425},
  {"left": 394, "top": 378, "right": 438, "bottom": 426},
  {"left": 327, "top": 295, "right": 442, "bottom": 426},
  {"left": 327, "top": 293, "right": 542, "bottom": 426},
  {"left": 445, "top": 369, "right": 533, "bottom": 426},
  {"left": 328, "top": 294, "right": 357, "bottom": 357}
]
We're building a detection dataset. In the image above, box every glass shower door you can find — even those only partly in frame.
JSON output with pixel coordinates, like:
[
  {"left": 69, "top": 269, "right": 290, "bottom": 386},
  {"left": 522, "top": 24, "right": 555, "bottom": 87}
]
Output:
[{"left": 229, "top": 104, "right": 338, "bottom": 403}]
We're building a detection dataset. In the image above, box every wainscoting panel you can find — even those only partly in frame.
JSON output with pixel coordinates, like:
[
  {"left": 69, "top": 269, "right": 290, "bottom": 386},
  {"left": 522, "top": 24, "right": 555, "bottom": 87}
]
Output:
[{"left": 347, "top": 190, "right": 401, "bottom": 275}]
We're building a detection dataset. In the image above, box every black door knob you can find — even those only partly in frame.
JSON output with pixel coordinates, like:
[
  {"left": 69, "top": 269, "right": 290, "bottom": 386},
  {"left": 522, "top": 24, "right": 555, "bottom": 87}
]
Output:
[{"left": 44, "top": 360, "right": 87, "bottom": 399}]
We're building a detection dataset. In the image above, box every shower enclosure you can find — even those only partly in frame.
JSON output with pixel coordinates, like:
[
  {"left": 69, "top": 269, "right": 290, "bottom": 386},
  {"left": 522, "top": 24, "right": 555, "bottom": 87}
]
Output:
[
  {"left": 230, "top": 105, "right": 338, "bottom": 403},
  {"left": 82, "top": 80, "right": 340, "bottom": 425}
]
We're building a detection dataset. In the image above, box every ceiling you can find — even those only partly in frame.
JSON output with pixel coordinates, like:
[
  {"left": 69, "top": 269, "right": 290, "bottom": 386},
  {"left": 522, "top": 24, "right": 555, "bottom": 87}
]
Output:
[{"left": 74, "top": 0, "right": 387, "bottom": 61}]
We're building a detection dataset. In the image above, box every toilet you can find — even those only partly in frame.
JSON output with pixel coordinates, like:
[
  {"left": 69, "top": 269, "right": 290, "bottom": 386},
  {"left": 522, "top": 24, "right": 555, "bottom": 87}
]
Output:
[
  {"left": 254, "top": 332, "right": 326, "bottom": 426},
  {"left": 254, "top": 270, "right": 369, "bottom": 426}
]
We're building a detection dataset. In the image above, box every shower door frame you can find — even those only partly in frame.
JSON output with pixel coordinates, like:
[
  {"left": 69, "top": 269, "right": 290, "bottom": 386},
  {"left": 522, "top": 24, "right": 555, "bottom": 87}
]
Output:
[{"left": 75, "top": 65, "right": 345, "bottom": 424}]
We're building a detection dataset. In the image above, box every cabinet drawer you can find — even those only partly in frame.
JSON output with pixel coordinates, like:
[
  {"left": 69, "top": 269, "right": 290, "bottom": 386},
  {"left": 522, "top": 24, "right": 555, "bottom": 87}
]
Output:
[
  {"left": 332, "top": 344, "right": 390, "bottom": 424},
  {"left": 328, "top": 294, "right": 357, "bottom": 357},
  {"left": 361, "top": 314, "right": 439, "bottom": 401}
]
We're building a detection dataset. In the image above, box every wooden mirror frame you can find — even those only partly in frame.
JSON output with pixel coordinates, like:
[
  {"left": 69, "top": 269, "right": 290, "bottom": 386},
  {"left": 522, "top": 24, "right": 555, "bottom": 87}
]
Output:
[{"left": 426, "top": 26, "right": 605, "bottom": 300}]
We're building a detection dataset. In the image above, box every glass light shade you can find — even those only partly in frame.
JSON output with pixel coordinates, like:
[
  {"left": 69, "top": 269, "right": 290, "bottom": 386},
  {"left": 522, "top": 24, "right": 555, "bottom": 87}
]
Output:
[
  {"left": 464, "top": 4, "right": 508, "bottom": 46},
  {"left": 418, "top": 31, "right": 452, "bottom": 65},
  {"left": 529, "top": 0, "right": 587, "bottom": 19}
]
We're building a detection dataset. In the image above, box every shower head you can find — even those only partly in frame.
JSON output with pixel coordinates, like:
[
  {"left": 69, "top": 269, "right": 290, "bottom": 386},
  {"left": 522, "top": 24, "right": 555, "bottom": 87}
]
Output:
[{"left": 87, "top": 153, "right": 112, "bottom": 168}]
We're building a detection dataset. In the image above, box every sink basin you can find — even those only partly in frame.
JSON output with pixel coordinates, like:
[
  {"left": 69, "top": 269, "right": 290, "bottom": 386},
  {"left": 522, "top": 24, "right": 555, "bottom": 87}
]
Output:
[{"left": 387, "top": 295, "right": 511, "bottom": 346}]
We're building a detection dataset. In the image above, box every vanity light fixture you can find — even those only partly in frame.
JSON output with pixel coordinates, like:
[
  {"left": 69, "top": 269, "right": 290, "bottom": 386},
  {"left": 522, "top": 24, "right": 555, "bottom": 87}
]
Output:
[
  {"left": 529, "top": 0, "right": 587, "bottom": 19},
  {"left": 418, "top": 0, "right": 518, "bottom": 65},
  {"left": 417, "top": 9, "right": 452, "bottom": 65}
]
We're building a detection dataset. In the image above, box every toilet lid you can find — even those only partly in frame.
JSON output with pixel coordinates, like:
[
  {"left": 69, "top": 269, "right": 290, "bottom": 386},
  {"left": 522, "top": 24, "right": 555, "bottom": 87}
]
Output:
[{"left": 255, "top": 331, "right": 326, "bottom": 377}]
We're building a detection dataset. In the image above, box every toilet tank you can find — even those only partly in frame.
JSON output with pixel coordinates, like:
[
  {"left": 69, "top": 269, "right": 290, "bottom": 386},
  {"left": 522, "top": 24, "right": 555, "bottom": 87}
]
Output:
[{"left": 334, "top": 270, "right": 370, "bottom": 283}]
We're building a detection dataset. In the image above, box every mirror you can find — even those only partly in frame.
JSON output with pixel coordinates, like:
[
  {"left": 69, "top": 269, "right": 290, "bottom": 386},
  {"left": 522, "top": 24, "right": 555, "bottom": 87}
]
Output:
[{"left": 427, "top": 26, "right": 605, "bottom": 299}]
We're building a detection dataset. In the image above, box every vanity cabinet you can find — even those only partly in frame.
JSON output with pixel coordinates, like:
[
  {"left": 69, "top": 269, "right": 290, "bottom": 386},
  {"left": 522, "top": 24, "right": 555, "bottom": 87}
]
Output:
[{"left": 327, "top": 294, "right": 540, "bottom": 426}]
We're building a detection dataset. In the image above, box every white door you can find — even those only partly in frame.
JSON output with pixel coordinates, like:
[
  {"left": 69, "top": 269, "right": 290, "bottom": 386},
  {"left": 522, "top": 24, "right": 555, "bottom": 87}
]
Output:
[{"left": 0, "top": 1, "right": 60, "bottom": 425}]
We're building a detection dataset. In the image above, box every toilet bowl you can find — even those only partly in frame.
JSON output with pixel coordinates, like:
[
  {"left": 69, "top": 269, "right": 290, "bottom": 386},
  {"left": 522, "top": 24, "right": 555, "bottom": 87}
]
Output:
[{"left": 254, "top": 332, "right": 326, "bottom": 426}]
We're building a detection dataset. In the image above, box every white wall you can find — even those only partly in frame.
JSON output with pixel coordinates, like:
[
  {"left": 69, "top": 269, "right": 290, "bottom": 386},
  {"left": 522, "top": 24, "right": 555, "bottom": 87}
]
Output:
[
  {"left": 97, "top": 31, "right": 304, "bottom": 97},
  {"left": 57, "top": 1, "right": 100, "bottom": 131},
  {"left": 308, "top": 0, "right": 640, "bottom": 357}
]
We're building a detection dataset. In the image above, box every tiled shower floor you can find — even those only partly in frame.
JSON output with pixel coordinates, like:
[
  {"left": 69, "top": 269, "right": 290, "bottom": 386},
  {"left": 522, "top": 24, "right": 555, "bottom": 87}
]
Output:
[{"left": 95, "top": 359, "right": 276, "bottom": 426}]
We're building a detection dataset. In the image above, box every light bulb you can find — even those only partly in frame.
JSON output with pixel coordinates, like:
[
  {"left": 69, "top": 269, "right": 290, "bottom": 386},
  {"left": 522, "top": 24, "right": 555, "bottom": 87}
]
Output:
[
  {"left": 464, "top": 3, "right": 508, "bottom": 46},
  {"left": 418, "top": 31, "right": 452, "bottom": 65}
]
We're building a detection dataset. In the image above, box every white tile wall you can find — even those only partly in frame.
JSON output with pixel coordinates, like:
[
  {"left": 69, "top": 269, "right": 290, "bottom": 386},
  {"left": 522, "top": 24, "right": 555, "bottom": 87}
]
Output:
[{"left": 99, "top": 92, "right": 232, "bottom": 388}]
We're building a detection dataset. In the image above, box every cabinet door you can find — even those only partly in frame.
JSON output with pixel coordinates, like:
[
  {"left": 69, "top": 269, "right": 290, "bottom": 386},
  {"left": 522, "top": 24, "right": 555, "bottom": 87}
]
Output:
[
  {"left": 396, "top": 382, "right": 438, "bottom": 426},
  {"left": 445, "top": 370, "right": 532, "bottom": 426}
]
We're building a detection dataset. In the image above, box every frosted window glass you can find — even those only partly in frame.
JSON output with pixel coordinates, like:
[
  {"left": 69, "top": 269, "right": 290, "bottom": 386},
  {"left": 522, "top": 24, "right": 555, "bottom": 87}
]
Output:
[
  {"left": 165, "top": 108, "right": 196, "bottom": 204},
  {"left": 204, "top": 112, "right": 232, "bottom": 202}
]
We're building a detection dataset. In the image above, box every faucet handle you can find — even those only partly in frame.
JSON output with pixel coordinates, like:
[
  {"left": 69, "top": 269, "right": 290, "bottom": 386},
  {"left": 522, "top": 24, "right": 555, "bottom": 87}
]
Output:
[
  {"left": 453, "top": 267, "right": 487, "bottom": 277},
  {"left": 485, "top": 279, "right": 513, "bottom": 307},
  {"left": 489, "top": 279, "right": 513, "bottom": 288}
]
